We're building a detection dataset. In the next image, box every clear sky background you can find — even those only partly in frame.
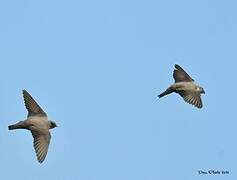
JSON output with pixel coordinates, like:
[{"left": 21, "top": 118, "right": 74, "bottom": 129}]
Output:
[{"left": 0, "top": 0, "right": 236, "bottom": 179}]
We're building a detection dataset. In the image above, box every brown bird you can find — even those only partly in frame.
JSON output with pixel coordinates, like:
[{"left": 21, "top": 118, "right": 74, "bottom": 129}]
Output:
[
  {"left": 158, "top": 64, "right": 205, "bottom": 108},
  {"left": 8, "top": 90, "right": 57, "bottom": 163}
]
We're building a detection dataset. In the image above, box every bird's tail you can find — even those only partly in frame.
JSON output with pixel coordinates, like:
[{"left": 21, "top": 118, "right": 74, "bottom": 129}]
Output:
[
  {"left": 158, "top": 87, "right": 173, "bottom": 98},
  {"left": 8, "top": 121, "right": 26, "bottom": 130}
]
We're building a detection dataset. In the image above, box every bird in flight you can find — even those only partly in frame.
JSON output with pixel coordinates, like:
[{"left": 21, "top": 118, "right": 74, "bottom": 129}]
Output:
[
  {"left": 158, "top": 64, "right": 205, "bottom": 108},
  {"left": 8, "top": 89, "right": 57, "bottom": 163}
]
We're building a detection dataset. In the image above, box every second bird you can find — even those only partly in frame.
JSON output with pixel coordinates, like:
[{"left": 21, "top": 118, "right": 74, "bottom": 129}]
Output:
[
  {"left": 8, "top": 89, "right": 57, "bottom": 163},
  {"left": 158, "top": 64, "right": 205, "bottom": 108}
]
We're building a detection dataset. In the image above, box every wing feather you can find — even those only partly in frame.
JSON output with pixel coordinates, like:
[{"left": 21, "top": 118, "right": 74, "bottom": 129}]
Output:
[
  {"left": 23, "top": 90, "right": 47, "bottom": 117},
  {"left": 31, "top": 130, "right": 51, "bottom": 163},
  {"left": 173, "top": 64, "right": 194, "bottom": 82},
  {"left": 179, "top": 91, "right": 203, "bottom": 108}
]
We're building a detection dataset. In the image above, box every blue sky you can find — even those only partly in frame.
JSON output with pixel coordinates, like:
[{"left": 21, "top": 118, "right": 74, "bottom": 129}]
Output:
[{"left": 0, "top": 0, "right": 236, "bottom": 179}]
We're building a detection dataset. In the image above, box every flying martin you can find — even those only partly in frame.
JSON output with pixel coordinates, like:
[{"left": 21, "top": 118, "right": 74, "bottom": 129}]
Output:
[
  {"left": 158, "top": 64, "right": 205, "bottom": 108},
  {"left": 8, "top": 90, "right": 57, "bottom": 163}
]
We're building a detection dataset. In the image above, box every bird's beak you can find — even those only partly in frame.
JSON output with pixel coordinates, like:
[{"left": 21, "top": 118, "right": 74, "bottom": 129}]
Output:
[{"left": 202, "top": 90, "right": 205, "bottom": 94}]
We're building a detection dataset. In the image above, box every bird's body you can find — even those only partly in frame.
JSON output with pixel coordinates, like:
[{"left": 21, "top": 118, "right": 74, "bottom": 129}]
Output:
[
  {"left": 9, "top": 117, "right": 49, "bottom": 130},
  {"left": 173, "top": 81, "right": 201, "bottom": 92},
  {"left": 158, "top": 64, "right": 205, "bottom": 108},
  {"left": 8, "top": 90, "right": 57, "bottom": 163}
]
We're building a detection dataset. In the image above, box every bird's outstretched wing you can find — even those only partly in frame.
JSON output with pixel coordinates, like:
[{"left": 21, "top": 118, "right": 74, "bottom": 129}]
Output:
[
  {"left": 23, "top": 89, "right": 47, "bottom": 117},
  {"left": 31, "top": 130, "right": 51, "bottom": 163},
  {"left": 179, "top": 90, "right": 202, "bottom": 108},
  {"left": 173, "top": 64, "right": 194, "bottom": 82}
]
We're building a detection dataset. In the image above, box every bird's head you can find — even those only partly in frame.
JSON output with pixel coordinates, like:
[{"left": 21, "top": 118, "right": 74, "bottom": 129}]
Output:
[
  {"left": 198, "top": 86, "right": 205, "bottom": 94},
  {"left": 49, "top": 121, "right": 57, "bottom": 129}
]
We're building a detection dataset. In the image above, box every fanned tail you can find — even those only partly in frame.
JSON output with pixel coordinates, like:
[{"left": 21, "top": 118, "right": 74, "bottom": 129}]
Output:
[
  {"left": 8, "top": 121, "right": 26, "bottom": 130},
  {"left": 158, "top": 87, "right": 173, "bottom": 98},
  {"left": 8, "top": 125, "right": 18, "bottom": 130}
]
